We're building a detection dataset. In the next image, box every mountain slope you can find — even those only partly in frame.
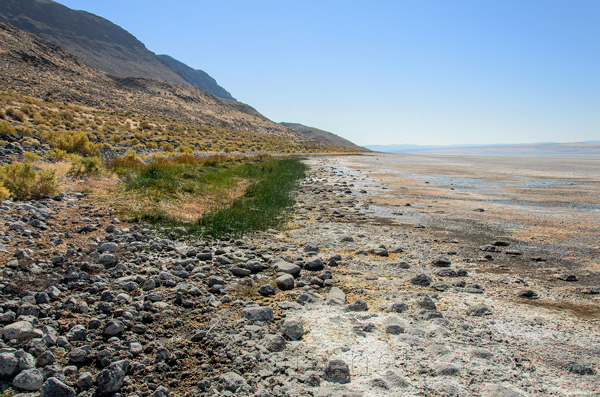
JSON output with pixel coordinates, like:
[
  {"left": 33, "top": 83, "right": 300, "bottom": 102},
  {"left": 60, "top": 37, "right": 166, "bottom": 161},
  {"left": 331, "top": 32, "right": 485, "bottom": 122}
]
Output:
[
  {"left": 0, "top": 0, "right": 234, "bottom": 100},
  {"left": 158, "top": 55, "right": 235, "bottom": 101},
  {"left": 280, "top": 122, "right": 365, "bottom": 150},
  {"left": 0, "top": 22, "right": 299, "bottom": 139}
]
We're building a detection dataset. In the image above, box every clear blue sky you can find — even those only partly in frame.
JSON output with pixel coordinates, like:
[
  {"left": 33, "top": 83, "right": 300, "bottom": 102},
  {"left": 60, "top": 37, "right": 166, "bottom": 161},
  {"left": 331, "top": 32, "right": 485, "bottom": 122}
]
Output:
[{"left": 54, "top": 0, "right": 599, "bottom": 146}]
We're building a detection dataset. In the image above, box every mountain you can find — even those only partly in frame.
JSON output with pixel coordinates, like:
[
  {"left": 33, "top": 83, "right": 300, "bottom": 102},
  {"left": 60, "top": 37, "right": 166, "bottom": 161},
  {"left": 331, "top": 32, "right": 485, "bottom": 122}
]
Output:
[
  {"left": 0, "top": 22, "right": 299, "bottom": 139},
  {"left": 157, "top": 55, "right": 235, "bottom": 101},
  {"left": 0, "top": 0, "right": 234, "bottom": 100},
  {"left": 280, "top": 122, "right": 366, "bottom": 151},
  {"left": 367, "top": 142, "right": 600, "bottom": 156}
]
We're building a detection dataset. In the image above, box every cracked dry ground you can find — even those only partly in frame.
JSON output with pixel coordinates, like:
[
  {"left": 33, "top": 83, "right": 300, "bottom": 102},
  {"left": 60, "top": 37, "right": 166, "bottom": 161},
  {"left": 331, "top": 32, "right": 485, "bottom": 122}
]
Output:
[{"left": 0, "top": 155, "right": 599, "bottom": 396}]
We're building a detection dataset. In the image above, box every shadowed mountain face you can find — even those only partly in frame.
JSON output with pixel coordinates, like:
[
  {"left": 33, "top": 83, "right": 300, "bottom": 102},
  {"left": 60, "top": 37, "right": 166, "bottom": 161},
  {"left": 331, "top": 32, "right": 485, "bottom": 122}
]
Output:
[
  {"left": 158, "top": 55, "right": 236, "bottom": 101},
  {"left": 0, "top": 0, "right": 234, "bottom": 100},
  {"left": 0, "top": 22, "right": 302, "bottom": 139},
  {"left": 281, "top": 122, "right": 366, "bottom": 151}
]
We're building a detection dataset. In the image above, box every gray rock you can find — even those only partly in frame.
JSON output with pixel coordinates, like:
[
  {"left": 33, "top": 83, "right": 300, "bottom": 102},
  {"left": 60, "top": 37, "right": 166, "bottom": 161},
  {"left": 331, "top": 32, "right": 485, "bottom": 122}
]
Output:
[
  {"left": 518, "top": 289, "right": 539, "bottom": 299},
  {"left": 326, "top": 287, "right": 346, "bottom": 305},
  {"left": 564, "top": 360, "right": 597, "bottom": 375},
  {"left": 36, "top": 351, "right": 55, "bottom": 367},
  {"left": 433, "top": 257, "right": 451, "bottom": 267},
  {"left": 231, "top": 267, "right": 251, "bottom": 278},
  {"left": 276, "top": 274, "right": 295, "bottom": 290},
  {"left": 281, "top": 318, "right": 304, "bottom": 340},
  {"left": 104, "top": 320, "right": 125, "bottom": 336},
  {"left": 467, "top": 304, "right": 492, "bottom": 317},
  {"left": 98, "top": 253, "right": 117, "bottom": 267},
  {"left": 389, "top": 301, "right": 408, "bottom": 313},
  {"left": 410, "top": 274, "right": 433, "bottom": 286},
  {"left": 0, "top": 352, "right": 18, "bottom": 377},
  {"left": 348, "top": 299, "right": 369, "bottom": 311},
  {"left": 305, "top": 258, "right": 324, "bottom": 271},
  {"left": 323, "top": 359, "right": 351, "bottom": 383},
  {"left": 383, "top": 317, "right": 405, "bottom": 334},
  {"left": 435, "top": 363, "right": 460, "bottom": 376},
  {"left": 1, "top": 321, "right": 34, "bottom": 340},
  {"left": 220, "top": 371, "right": 249, "bottom": 392},
  {"left": 66, "top": 324, "right": 87, "bottom": 342},
  {"left": 96, "top": 360, "right": 130, "bottom": 394},
  {"left": 382, "top": 369, "right": 409, "bottom": 388},
  {"left": 297, "top": 291, "right": 324, "bottom": 305},
  {"left": 40, "top": 377, "right": 76, "bottom": 397},
  {"left": 471, "top": 348, "right": 493, "bottom": 359},
  {"left": 432, "top": 281, "right": 451, "bottom": 291},
  {"left": 68, "top": 348, "right": 87, "bottom": 364},
  {"left": 76, "top": 372, "right": 94, "bottom": 389},
  {"left": 242, "top": 306, "right": 274, "bottom": 322},
  {"left": 13, "top": 368, "right": 44, "bottom": 391},
  {"left": 98, "top": 242, "right": 119, "bottom": 253},
  {"left": 258, "top": 284, "right": 276, "bottom": 296},
  {"left": 264, "top": 334, "right": 286, "bottom": 352},
  {"left": 273, "top": 260, "right": 301, "bottom": 277}
]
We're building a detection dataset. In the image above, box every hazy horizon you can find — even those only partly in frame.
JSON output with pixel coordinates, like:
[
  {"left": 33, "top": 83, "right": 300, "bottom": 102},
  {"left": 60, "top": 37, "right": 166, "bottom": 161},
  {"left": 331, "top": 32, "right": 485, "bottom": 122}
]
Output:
[{"left": 53, "top": 0, "right": 600, "bottom": 147}]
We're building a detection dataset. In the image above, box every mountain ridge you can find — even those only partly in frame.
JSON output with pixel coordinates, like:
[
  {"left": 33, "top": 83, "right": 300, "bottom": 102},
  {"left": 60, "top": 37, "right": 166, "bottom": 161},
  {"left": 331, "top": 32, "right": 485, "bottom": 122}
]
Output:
[
  {"left": 0, "top": 0, "right": 234, "bottom": 100},
  {"left": 280, "top": 122, "right": 366, "bottom": 151}
]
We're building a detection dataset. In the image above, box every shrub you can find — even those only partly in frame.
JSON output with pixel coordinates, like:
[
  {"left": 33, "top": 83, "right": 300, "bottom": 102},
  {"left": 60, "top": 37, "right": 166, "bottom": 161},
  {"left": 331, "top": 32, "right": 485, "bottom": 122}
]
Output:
[
  {"left": 0, "top": 121, "right": 16, "bottom": 136},
  {"left": 40, "top": 129, "right": 100, "bottom": 156},
  {"left": 68, "top": 156, "right": 103, "bottom": 178},
  {"left": 23, "top": 151, "right": 41, "bottom": 163},
  {"left": 5, "top": 107, "right": 25, "bottom": 122},
  {"left": 0, "top": 182, "right": 9, "bottom": 200},
  {"left": 0, "top": 162, "right": 58, "bottom": 200},
  {"left": 46, "top": 148, "right": 70, "bottom": 162}
]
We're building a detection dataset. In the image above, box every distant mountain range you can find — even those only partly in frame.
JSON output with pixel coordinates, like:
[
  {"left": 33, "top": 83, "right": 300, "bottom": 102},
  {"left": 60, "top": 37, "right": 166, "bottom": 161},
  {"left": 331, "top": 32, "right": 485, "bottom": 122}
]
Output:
[
  {"left": 367, "top": 142, "right": 600, "bottom": 156},
  {"left": 0, "top": 0, "right": 234, "bottom": 101}
]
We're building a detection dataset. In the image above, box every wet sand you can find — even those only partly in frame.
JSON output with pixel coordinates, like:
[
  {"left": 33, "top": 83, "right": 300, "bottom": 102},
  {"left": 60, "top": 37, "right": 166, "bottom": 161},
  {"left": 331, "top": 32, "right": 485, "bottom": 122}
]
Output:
[{"left": 333, "top": 153, "right": 600, "bottom": 276}]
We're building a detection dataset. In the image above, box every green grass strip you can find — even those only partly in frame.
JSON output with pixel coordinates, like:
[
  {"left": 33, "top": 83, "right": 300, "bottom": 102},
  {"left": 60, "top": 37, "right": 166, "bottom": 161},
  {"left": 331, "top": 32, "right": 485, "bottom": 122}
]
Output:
[{"left": 193, "top": 157, "right": 307, "bottom": 238}]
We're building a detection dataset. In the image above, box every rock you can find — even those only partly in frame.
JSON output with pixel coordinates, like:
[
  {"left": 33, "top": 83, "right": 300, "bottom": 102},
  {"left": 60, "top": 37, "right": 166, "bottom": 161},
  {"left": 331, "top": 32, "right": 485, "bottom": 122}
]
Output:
[
  {"left": 231, "top": 267, "right": 251, "bottom": 278},
  {"left": 389, "top": 301, "right": 408, "bottom": 313},
  {"left": 68, "top": 347, "right": 88, "bottom": 364},
  {"left": 276, "top": 274, "right": 295, "bottom": 290},
  {"left": 242, "top": 306, "right": 274, "bottom": 322},
  {"left": 436, "top": 268, "right": 457, "bottom": 277},
  {"left": 432, "top": 281, "right": 451, "bottom": 291},
  {"left": 104, "top": 320, "right": 124, "bottom": 336},
  {"left": 258, "top": 284, "right": 276, "bottom": 296},
  {"left": 323, "top": 359, "right": 351, "bottom": 383},
  {"left": 382, "top": 369, "right": 409, "bottom": 388},
  {"left": 326, "top": 287, "right": 346, "bottom": 305},
  {"left": 1, "top": 321, "right": 34, "bottom": 340},
  {"left": 369, "top": 247, "right": 389, "bottom": 257},
  {"left": 305, "top": 258, "right": 324, "bottom": 271},
  {"left": 98, "top": 242, "right": 119, "bottom": 253},
  {"left": 40, "top": 377, "right": 76, "bottom": 397},
  {"left": 471, "top": 348, "right": 493, "bottom": 359},
  {"left": 432, "top": 257, "right": 451, "bottom": 267},
  {"left": 76, "top": 372, "right": 94, "bottom": 390},
  {"left": 66, "top": 324, "right": 86, "bottom": 341},
  {"left": 297, "top": 291, "right": 324, "bottom": 305},
  {"left": 273, "top": 260, "right": 301, "bottom": 277},
  {"left": 281, "top": 319, "right": 304, "bottom": 340},
  {"left": 492, "top": 240, "right": 511, "bottom": 246},
  {"left": 564, "top": 360, "right": 597, "bottom": 375},
  {"left": 435, "top": 363, "right": 460, "bottom": 376},
  {"left": 220, "top": 371, "right": 249, "bottom": 392},
  {"left": 0, "top": 352, "right": 18, "bottom": 377},
  {"left": 383, "top": 317, "right": 405, "bottom": 334},
  {"left": 410, "top": 274, "right": 433, "bottom": 287},
  {"left": 264, "top": 334, "right": 286, "bottom": 352},
  {"left": 348, "top": 299, "right": 369, "bottom": 311},
  {"left": 480, "top": 244, "right": 500, "bottom": 252},
  {"left": 96, "top": 360, "right": 130, "bottom": 394},
  {"left": 467, "top": 304, "right": 492, "bottom": 317},
  {"left": 518, "top": 289, "right": 539, "bottom": 299},
  {"left": 98, "top": 253, "right": 117, "bottom": 267},
  {"left": 13, "top": 368, "right": 44, "bottom": 391},
  {"left": 557, "top": 273, "right": 578, "bottom": 282}
]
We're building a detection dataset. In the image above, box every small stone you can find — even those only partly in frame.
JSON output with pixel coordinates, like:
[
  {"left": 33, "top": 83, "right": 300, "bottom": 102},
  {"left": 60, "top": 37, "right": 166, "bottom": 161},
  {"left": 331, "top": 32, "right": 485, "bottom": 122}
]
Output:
[
  {"left": 389, "top": 301, "right": 408, "bottom": 313},
  {"left": 410, "top": 274, "right": 433, "bottom": 287},
  {"left": 231, "top": 267, "right": 251, "bottom": 277},
  {"left": 433, "top": 257, "right": 451, "bottom": 267},
  {"left": 40, "top": 377, "right": 76, "bottom": 397},
  {"left": 104, "top": 320, "right": 124, "bottom": 336},
  {"left": 518, "top": 289, "right": 539, "bottom": 299},
  {"left": 220, "top": 371, "right": 249, "bottom": 392},
  {"left": 281, "top": 319, "right": 304, "bottom": 340},
  {"left": 326, "top": 287, "right": 346, "bottom": 305},
  {"left": 305, "top": 258, "right": 324, "bottom": 271},
  {"left": 258, "top": 284, "right": 276, "bottom": 296},
  {"left": 264, "top": 334, "right": 286, "bottom": 352},
  {"left": 323, "top": 359, "right": 350, "bottom": 383},
  {"left": 273, "top": 260, "right": 301, "bottom": 277},
  {"left": 383, "top": 317, "right": 405, "bottom": 334},
  {"left": 76, "top": 372, "right": 94, "bottom": 389},
  {"left": 242, "top": 306, "right": 274, "bottom": 322},
  {"left": 96, "top": 360, "right": 130, "bottom": 394},
  {"left": 1, "top": 321, "right": 34, "bottom": 340},
  {"left": 13, "top": 368, "right": 44, "bottom": 391},
  {"left": 98, "top": 242, "right": 119, "bottom": 253},
  {"left": 276, "top": 274, "right": 295, "bottom": 290},
  {"left": 0, "top": 352, "right": 18, "bottom": 377},
  {"left": 348, "top": 299, "right": 369, "bottom": 311},
  {"left": 564, "top": 360, "right": 597, "bottom": 375},
  {"left": 467, "top": 304, "right": 492, "bottom": 317}
]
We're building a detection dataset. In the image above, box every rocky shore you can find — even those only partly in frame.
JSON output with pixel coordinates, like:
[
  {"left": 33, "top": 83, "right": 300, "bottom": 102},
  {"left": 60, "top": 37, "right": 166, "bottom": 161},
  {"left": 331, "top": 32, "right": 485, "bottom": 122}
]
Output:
[{"left": 1, "top": 156, "right": 599, "bottom": 396}]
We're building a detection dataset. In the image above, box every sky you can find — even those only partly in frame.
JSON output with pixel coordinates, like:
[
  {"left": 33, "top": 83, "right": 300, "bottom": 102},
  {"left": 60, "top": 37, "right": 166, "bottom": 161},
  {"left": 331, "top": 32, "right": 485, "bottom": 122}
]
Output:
[{"left": 53, "top": 0, "right": 599, "bottom": 146}]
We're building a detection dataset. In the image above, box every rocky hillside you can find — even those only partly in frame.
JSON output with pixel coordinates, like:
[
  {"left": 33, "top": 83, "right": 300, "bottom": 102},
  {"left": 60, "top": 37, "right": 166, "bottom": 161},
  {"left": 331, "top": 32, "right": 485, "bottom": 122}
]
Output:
[
  {"left": 0, "top": 22, "right": 303, "bottom": 140},
  {"left": 281, "top": 122, "right": 366, "bottom": 151},
  {"left": 158, "top": 55, "right": 236, "bottom": 102},
  {"left": 0, "top": 0, "right": 234, "bottom": 101}
]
